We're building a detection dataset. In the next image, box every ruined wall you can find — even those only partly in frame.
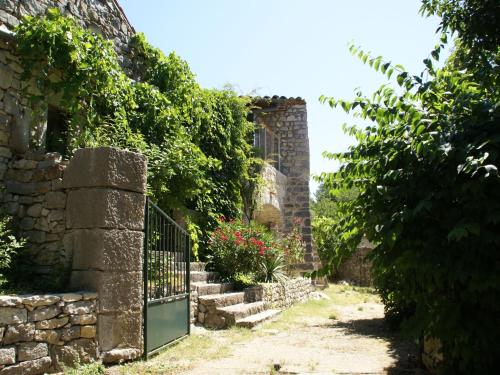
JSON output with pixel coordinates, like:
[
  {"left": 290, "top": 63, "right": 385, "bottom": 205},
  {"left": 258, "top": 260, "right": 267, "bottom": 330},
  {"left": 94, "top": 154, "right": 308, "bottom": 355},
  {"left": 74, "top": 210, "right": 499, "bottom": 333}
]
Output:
[
  {"left": 253, "top": 163, "right": 287, "bottom": 229},
  {"left": 253, "top": 96, "right": 318, "bottom": 271},
  {"left": 0, "top": 0, "right": 137, "bottom": 276},
  {"left": 244, "top": 278, "right": 313, "bottom": 309},
  {"left": 337, "top": 237, "right": 374, "bottom": 286}
]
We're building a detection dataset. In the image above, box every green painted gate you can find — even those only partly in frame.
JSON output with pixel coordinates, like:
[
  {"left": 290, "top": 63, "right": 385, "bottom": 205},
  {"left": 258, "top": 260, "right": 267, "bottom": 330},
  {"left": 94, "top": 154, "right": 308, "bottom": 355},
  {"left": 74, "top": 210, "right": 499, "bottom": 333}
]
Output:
[{"left": 143, "top": 199, "right": 190, "bottom": 356}]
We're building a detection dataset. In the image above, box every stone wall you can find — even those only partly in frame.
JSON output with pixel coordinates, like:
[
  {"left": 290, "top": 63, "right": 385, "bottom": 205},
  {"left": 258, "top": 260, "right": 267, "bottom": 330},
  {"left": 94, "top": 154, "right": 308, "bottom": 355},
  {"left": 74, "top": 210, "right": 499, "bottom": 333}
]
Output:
[
  {"left": 253, "top": 96, "right": 318, "bottom": 271},
  {"left": 337, "top": 237, "right": 373, "bottom": 286},
  {"left": 0, "top": 292, "right": 98, "bottom": 374},
  {"left": 245, "top": 278, "right": 313, "bottom": 309},
  {"left": 0, "top": 0, "right": 138, "bottom": 277},
  {"left": 0, "top": 0, "right": 134, "bottom": 72}
]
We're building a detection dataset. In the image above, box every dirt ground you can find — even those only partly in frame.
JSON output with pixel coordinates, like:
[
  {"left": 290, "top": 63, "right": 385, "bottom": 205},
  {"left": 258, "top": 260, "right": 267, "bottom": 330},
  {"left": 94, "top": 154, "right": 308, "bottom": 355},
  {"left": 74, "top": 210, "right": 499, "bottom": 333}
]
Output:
[{"left": 111, "top": 285, "right": 426, "bottom": 375}]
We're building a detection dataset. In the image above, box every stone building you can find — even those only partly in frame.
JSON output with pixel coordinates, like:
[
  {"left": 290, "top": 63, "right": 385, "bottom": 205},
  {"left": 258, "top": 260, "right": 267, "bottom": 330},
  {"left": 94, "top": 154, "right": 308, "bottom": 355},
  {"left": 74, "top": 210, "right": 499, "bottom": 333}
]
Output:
[
  {"left": 0, "top": 0, "right": 135, "bottom": 276},
  {"left": 0, "top": 2, "right": 318, "bottom": 274},
  {"left": 252, "top": 96, "right": 318, "bottom": 271}
]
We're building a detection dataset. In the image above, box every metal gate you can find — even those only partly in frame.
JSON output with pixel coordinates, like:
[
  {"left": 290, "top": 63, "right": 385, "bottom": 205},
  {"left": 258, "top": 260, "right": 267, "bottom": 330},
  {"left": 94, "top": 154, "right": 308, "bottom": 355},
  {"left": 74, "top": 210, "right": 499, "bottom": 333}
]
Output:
[{"left": 143, "top": 198, "right": 190, "bottom": 356}]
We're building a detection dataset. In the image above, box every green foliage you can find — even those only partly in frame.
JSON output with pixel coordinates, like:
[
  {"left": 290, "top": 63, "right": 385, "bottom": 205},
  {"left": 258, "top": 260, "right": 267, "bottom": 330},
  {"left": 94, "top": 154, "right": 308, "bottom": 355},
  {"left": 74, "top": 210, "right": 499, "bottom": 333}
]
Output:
[
  {"left": 15, "top": 9, "right": 255, "bottom": 252},
  {"left": 319, "top": 2, "right": 499, "bottom": 372},
  {"left": 63, "top": 361, "right": 105, "bottom": 375},
  {"left": 311, "top": 184, "right": 358, "bottom": 276},
  {"left": 0, "top": 211, "right": 26, "bottom": 289}
]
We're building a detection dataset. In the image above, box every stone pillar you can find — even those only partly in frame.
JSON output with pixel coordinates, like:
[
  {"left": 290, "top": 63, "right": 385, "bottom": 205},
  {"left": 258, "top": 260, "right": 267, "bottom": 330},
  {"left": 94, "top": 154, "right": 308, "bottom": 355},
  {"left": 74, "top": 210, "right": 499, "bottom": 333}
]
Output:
[{"left": 61, "top": 147, "right": 147, "bottom": 363}]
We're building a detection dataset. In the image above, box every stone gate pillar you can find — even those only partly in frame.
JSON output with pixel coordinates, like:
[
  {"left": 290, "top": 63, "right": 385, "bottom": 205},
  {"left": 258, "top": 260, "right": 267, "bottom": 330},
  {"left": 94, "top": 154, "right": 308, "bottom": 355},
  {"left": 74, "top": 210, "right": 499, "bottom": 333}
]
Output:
[{"left": 61, "top": 147, "right": 147, "bottom": 363}]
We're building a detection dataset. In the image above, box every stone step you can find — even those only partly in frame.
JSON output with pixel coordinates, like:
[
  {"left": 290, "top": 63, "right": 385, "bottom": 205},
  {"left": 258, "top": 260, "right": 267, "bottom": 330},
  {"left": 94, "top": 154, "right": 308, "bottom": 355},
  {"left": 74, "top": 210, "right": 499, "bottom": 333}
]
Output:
[
  {"left": 198, "top": 292, "right": 245, "bottom": 308},
  {"left": 190, "top": 262, "right": 206, "bottom": 272},
  {"left": 236, "top": 309, "right": 281, "bottom": 328},
  {"left": 191, "top": 282, "right": 233, "bottom": 296},
  {"left": 190, "top": 271, "right": 219, "bottom": 283},
  {"left": 217, "top": 301, "right": 266, "bottom": 325}
]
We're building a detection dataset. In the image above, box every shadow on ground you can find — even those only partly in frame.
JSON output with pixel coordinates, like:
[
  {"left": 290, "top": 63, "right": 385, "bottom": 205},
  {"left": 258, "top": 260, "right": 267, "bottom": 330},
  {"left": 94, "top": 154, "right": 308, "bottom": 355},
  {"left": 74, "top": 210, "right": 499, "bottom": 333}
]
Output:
[{"left": 323, "top": 317, "right": 428, "bottom": 374}]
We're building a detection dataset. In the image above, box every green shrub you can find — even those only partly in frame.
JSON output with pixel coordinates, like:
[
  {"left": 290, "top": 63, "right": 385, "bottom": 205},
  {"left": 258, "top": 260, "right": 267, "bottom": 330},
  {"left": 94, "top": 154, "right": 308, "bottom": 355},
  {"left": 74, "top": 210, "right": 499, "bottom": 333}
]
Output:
[
  {"left": 207, "top": 218, "right": 305, "bottom": 284},
  {"left": 0, "top": 211, "right": 26, "bottom": 290}
]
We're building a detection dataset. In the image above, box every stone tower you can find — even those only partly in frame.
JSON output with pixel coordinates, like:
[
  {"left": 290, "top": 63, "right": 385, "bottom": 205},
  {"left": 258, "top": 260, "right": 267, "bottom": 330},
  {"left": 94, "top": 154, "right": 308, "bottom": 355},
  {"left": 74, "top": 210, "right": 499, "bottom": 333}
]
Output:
[{"left": 252, "top": 96, "right": 319, "bottom": 271}]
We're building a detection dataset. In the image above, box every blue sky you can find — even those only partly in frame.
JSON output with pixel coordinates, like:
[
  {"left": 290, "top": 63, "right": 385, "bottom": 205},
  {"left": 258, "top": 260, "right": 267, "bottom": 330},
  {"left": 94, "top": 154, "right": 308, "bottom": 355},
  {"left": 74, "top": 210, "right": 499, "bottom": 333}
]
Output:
[{"left": 119, "top": 0, "right": 444, "bottom": 195}]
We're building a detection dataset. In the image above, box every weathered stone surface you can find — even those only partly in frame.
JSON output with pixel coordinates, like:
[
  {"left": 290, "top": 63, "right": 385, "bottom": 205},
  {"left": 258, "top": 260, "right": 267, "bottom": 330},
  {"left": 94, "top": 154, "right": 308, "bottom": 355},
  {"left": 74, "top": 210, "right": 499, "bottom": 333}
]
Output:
[
  {"left": 43, "top": 191, "right": 66, "bottom": 209},
  {"left": 0, "top": 347, "right": 15, "bottom": 365},
  {"left": 60, "top": 326, "right": 80, "bottom": 341},
  {"left": 68, "top": 229, "right": 143, "bottom": 271},
  {"left": 50, "top": 339, "right": 98, "bottom": 371},
  {"left": 3, "top": 323, "right": 35, "bottom": 344},
  {"left": 102, "top": 348, "right": 142, "bottom": 364},
  {"left": 71, "top": 271, "right": 141, "bottom": 313},
  {"left": 26, "top": 204, "right": 42, "bottom": 217},
  {"left": 0, "top": 296, "right": 22, "bottom": 307},
  {"left": 57, "top": 293, "right": 82, "bottom": 303},
  {"left": 69, "top": 313, "right": 96, "bottom": 325},
  {"left": 34, "top": 329, "right": 60, "bottom": 344},
  {"left": 22, "top": 295, "right": 60, "bottom": 308},
  {"left": 62, "top": 300, "right": 95, "bottom": 315},
  {"left": 35, "top": 316, "right": 68, "bottom": 330},
  {"left": 62, "top": 147, "right": 147, "bottom": 193},
  {"left": 17, "top": 342, "right": 48, "bottom": 361},
  {"left": 80, "top": 325, "right": 95, "bottom": 338},
  {"left": 28, "top": 305, "right": 60, "bottom": 322},
  {"left": 66, "top": 188, "right": 145, "bottom": 230},
  {"left": 0, "top": 356, "right": 51, "bottom": 375},
  {"left": 98, "top": 311, "right": 142, "bottom": 351},
  {"left": 0, "top": 308, "right": 27, "bottom": 325}
]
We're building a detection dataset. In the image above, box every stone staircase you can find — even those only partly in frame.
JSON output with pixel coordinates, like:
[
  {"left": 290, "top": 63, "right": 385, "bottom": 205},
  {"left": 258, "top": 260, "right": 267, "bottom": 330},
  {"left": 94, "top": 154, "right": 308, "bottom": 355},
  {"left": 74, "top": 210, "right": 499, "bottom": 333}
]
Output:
[{"left": 189, "top": 262, "right": 281, "bottom": 329}]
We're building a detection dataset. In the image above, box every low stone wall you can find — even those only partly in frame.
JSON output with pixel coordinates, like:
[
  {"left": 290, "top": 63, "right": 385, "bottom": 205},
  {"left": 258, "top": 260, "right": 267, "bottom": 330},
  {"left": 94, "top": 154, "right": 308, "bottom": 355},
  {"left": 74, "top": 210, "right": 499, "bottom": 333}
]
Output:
[
  {"left": 337, "top": 237, "right": 373, "bottom": 286},
  {"left": 0, "top": 292, "right": 98, "bottom": 374},
  {"left": 245, "top": 278, "right": 313, "bottom": 309}
]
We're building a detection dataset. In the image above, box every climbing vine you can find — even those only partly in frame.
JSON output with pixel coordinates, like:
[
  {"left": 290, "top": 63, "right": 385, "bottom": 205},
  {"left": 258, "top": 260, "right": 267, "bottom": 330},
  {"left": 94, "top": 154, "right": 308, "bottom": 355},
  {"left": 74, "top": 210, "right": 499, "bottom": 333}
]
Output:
[{"left": 15, "top": 9, "right": 258, "bottom": 257}]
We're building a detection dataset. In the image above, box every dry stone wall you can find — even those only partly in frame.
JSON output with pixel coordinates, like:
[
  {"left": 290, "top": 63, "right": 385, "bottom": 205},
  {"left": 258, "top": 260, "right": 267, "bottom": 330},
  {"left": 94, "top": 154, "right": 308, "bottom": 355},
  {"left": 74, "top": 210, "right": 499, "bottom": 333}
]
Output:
[
  {"left": 337, "top": 237, "right": 373, "bottom": 286},
  {"left": 245, "top": 278, "right": 313, "bottom": 309},
  {"left": 0, "top": 292, "right": 98, "bottom": 374}
]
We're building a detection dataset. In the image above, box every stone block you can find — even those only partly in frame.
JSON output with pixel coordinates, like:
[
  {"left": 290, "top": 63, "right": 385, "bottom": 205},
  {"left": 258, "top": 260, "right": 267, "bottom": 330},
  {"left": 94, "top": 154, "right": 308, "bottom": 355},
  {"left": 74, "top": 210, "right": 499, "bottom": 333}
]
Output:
[
  {"left": 34, "top": 329, "right": 60, "bottom": 344},
  {"left": 28, "top": 305, "right": 60, "bottom": 322},
  {"left": 35, "top": 316, "right": 68, "bottom": 330},
  {"left": 69, "top": 313, "right": 97, "bottom": 325},
  {"left": 70, "top": 271, "right": 142, "bottom": 313},
  {"left": 17, "top": 342, "right": 48, "bottom": 361},
  {"left": 80, "top": 325, "right": 96, "bottom": 338},
  {"left": 98, "top": 311, "right": 142, "bottom": 351},
  {"left": 102, "top": 348, "right": 141, "bottom": 364},
  {"left": 60, "top": 326, "right": 80, "bottom": 341},
  {"left": 68, "top": 229, "right": 143, "bottom": 271},
  {"left": 0, "top": 347, "right": 15, "bottom": 365},
  {"left": 0, "top": 296, "right": 22, "bottom": 308},
  {"left": 50, "top": 339, "right": 98, "bottom": 371},
  {"left": 0, "top": 356, "right": 51, "bottom": 375},
  {"left": 62, "top": 147, "right": 147, "bottom": 193},
  {"left": 62, "top": 300, "right": 95, "bottom": 315},
  {"left": 57, "top": 293, "right": 82, "bottom": 303},
  {"left": 66, "top": 189, "right": 145, "bottom": 230},
  {"left": 0, "top": 308, "right": 26, "bottom": 325},
  {"left": 3, "top": 323, "right": 35, "bottom": 344},
  {"left": 44, "top": 191, "right": 66, "bottom": 209}
]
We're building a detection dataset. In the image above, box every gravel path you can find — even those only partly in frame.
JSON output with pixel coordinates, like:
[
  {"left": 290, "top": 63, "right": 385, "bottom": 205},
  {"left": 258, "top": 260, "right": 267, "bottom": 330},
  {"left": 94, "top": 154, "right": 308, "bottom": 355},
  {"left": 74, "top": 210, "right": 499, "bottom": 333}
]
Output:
[{"left": 184, "top": 297, "right": 424, "bottom": 374}]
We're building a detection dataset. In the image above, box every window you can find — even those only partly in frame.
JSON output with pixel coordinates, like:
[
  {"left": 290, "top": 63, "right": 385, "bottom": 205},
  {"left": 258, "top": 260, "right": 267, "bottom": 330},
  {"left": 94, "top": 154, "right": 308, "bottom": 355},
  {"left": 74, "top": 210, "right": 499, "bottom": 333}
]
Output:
[
  {"left": 46, "top": 106, "right": 69, "bottom": 155},
  {"left": 254, "top": 126, "right": 281, "bottom": 172}
]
